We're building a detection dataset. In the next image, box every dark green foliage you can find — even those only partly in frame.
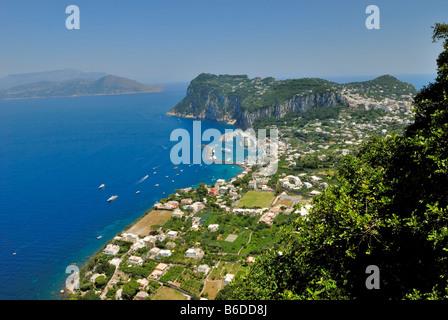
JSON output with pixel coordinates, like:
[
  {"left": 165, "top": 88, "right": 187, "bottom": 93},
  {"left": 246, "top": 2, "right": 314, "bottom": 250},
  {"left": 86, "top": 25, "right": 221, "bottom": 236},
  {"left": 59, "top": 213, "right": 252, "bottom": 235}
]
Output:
[
  {"left": 121, "top": 279, "right": 140, "bottom": 300},
  {"left": 170, "top": 73, "right": 415, "bottom": 121},
  {"left": 220, "top": 23, "right": 448, "bottom": 300}
]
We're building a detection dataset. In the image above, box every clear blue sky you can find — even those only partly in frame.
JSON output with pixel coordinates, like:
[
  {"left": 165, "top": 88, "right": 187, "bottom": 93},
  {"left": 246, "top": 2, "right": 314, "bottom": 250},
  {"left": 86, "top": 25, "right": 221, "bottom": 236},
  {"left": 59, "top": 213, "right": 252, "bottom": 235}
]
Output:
[{"left": 0, "top": 0, "right": 447, "bottom": 83}]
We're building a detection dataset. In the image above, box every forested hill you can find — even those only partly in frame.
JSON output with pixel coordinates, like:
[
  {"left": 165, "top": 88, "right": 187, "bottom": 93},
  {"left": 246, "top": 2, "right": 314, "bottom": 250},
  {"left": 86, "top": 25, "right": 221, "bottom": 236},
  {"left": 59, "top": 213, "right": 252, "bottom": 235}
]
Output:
[{"left": 167, "top": 73, "right": 417, "bottom": 129}]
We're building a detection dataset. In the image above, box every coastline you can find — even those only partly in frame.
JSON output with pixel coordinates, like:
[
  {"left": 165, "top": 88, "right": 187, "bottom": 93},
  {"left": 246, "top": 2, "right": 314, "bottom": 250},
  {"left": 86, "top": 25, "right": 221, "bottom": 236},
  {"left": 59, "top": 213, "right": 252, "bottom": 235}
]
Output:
[
  {"left": 61, "top": 159, "right": 247, "bottom": 298},
  {"left": 0, "top": 89, "right": 164, "bottom": 101}
]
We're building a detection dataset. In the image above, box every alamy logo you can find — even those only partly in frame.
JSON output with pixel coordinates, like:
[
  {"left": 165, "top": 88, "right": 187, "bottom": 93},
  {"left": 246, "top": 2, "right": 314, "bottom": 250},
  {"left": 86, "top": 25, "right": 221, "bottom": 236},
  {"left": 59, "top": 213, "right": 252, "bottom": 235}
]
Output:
[
  {"left": 365, "top": 5, "right": 380, "bottom": 30},
  {"left": 65, "top": 5, "right": 80, "bottom": 30},
  {"left": 365, "top": 265, "right": 380, "bottom": 289},
  {"left": 170, "top": 121, "right": 279, "bottom": 175},
  {"left": 65, "top": 265, "right": 80, "bottom": 291}
]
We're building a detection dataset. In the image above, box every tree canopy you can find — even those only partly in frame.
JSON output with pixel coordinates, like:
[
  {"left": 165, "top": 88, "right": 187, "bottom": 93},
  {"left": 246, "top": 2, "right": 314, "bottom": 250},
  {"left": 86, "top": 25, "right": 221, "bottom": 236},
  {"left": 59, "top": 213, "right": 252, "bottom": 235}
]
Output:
[{"left": 218, "top": 23, "right": 448, "bottom": 300}]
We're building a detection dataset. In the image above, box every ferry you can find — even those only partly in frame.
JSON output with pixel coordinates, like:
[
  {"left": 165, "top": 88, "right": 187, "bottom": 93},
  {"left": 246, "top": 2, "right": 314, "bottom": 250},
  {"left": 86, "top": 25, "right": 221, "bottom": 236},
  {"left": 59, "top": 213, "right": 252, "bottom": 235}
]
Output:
[
  {"left": 98, "top": 184, "right": 105, "bottom": 189},
  {"left": 107, "top": 195, "right": 118, "bottom": 202}
]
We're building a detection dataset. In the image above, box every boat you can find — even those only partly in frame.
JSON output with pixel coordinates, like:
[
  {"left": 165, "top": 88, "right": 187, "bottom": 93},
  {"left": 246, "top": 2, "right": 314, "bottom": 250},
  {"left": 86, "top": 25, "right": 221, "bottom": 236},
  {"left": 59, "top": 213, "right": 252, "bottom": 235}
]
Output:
[
  {"left": 172, "top": 180, "right": 175, "bottom": 183},
  {"left": 153, "top": 172, "right": 157, "bottom": 174},
  {"left": 174, "top": 167, "right": 178, "bottom": 170},
  {"left": 97, "top": 236, "right": 102, "bottom": 240},
  {"left": 155, "top": 184, "right": 159, "bottom": 187},
  {"left": 165, "top": 176, "right": 169, "bottom": 178},
  {"left": 98, "top": 184, "right": 105, "bottom": 189},
  {"left": 136, "top": 190, "right": 140, "bottom": 194},
  {"left": 107, "top": 195, "right": 118, "bottom": 202},
  {"left": 176, "top": 174, "right": 179, "bottom": 176}
]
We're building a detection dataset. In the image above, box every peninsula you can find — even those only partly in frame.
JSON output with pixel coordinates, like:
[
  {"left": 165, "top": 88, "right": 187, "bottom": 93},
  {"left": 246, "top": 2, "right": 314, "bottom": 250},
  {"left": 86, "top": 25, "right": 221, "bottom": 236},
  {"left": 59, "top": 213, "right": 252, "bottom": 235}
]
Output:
[
  {"left": 167, "top": 73, "right": 416, "bottom": 129},
  {"left": 0, "top": 69, "right": 163, "bottom": 99}
]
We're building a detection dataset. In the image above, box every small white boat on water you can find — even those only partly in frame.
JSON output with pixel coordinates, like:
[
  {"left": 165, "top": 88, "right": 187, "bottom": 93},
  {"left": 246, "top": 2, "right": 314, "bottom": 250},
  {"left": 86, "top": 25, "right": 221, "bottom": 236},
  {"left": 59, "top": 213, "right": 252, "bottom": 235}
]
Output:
[
  {"left": 98, "top": 184, "right": 105, "bottom": 189},
  {"left": 97, "top": 236, "right": 102, "bottom": 240},
  {"left": 136, "top": 190, "right": 140, "bottom": 194},
  {"left": 107, "top": 195, "right": 118, "bottom": 202},
  {"left": 155, "top": 184, "right": 159, "bottom": 187},
  {"left": 153, "top": 172, "right": 157, "bottom": 174}
]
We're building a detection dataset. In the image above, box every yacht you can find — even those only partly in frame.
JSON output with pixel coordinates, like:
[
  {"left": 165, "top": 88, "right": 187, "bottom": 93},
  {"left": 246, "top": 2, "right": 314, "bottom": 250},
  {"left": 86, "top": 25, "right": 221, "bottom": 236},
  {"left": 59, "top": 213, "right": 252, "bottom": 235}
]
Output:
[
  {"left": 98, "top": 184, "right": 105, "bottom": 189},
  {"left": 107, "top": 195, "right": 118, "bottom": 202}
]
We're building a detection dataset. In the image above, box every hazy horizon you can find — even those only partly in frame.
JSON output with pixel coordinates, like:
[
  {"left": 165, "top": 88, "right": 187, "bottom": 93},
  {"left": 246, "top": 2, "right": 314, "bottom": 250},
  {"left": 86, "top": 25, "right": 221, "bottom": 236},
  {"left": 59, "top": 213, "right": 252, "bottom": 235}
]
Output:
[{"left": 1, "top": 0, "right": 447, "bottom": 83}]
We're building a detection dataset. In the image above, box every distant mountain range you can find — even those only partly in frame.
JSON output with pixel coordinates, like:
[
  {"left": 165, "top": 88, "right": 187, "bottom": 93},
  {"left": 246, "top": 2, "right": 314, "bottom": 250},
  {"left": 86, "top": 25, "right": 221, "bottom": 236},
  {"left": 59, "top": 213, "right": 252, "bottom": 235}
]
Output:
[{"left": 0, "top": 69, "right": 163, "bottom": 99}]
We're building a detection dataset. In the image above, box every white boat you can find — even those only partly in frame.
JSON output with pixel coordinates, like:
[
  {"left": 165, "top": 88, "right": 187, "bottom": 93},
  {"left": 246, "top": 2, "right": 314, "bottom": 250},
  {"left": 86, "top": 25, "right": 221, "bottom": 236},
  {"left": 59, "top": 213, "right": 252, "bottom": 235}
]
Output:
[
  {"left": 107, "top": 195, "right": 118, "bottom": 202},
  {"left": 96, "top": 236, "right": 102, "bottom": 240},
  {"left": 136, "top": 190, "right": 140, "bottom": 194},
  {"left": 155, "top": 184, "right": 159, "bottom": 187},
  {"left": 153, "top": 172, "right": 157, "bottom": 174},
  {"left": 98, "top": 184, "right": 105, "bottom": 189}
]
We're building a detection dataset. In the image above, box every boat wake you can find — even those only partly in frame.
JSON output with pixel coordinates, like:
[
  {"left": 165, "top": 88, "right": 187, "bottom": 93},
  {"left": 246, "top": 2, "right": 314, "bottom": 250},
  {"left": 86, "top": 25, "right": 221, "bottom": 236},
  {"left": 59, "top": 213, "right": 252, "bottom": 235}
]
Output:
[{"left": 137, "top": 174, "right": 149, "bottom": 184}]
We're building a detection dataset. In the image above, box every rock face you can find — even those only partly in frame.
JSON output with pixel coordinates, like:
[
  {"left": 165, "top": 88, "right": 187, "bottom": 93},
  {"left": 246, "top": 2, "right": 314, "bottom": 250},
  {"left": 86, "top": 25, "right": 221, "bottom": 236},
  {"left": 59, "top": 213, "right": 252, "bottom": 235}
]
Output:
[
  {"left": 233, "top": 92, "right": 348, "bottom": 129},
  {"left": 168, "top": 81, "right": 348, "bottom": 129},
  {"left": 168, "top": 73, "right": 416, "bottom": 129}
]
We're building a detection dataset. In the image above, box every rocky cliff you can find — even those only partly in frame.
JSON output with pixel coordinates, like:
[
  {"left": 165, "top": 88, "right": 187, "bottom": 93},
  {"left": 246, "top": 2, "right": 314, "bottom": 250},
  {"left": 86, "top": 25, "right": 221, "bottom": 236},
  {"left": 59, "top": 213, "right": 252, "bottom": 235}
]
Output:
[{"left": 167, "top": 73, "right": 414, "bottom": 129}]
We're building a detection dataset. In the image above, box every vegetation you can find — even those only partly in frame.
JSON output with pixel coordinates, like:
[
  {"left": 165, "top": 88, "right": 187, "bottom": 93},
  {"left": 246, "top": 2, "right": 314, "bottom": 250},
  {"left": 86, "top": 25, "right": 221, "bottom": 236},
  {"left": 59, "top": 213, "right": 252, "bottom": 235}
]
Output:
[
  {"left": 218, "top": 23, "right": 448, "bottom": 300},
  {"left": 170, "top": 72, "right": 416, "bottom": 122},
  {"left": 236, "top": 191, "right": 276, "bottom": 208}
]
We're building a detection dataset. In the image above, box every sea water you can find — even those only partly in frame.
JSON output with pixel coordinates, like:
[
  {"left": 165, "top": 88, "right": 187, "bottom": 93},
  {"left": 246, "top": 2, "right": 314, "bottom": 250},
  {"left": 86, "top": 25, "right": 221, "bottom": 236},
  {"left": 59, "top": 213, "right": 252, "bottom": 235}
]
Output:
[{"left": 0, "top": 88, "right": 243, "bottom": 299}]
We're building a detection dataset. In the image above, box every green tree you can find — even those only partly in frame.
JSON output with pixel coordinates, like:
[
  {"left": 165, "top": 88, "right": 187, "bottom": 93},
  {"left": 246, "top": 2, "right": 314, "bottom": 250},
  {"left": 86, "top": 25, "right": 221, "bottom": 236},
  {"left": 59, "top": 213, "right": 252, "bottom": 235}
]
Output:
[
  {"left": 121, "top": 279, "right": 140, "bottom": 300},
  {"left": 220, "top": 23, "right": 448, "bottom": 301},
  {"left": 95, "top": 275, "right": 107, "bottom": 289}
]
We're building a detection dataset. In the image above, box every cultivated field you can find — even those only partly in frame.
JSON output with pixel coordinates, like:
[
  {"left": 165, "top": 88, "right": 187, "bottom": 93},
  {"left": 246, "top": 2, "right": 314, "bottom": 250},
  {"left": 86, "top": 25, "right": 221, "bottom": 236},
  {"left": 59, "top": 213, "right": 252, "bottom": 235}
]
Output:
[
  {"left": 126, "top": 210, "right": 172, "bottom": 236},
  {"left": 151, "top": 286, "right": 188, "bottom": 300},
  {"left": 236, "top": 191, "right": 275, "bottom": 208}
]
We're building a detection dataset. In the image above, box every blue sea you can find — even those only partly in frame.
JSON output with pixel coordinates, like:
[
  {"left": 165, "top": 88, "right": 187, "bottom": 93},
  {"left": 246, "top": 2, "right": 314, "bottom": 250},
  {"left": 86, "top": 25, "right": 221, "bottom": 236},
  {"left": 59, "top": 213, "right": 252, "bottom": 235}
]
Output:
[
  {"left": 0, "top": 74, "right": 434, "bottom": 300},
  {"left": 0, "top": 87, "right": 243, "bottom": 300}
]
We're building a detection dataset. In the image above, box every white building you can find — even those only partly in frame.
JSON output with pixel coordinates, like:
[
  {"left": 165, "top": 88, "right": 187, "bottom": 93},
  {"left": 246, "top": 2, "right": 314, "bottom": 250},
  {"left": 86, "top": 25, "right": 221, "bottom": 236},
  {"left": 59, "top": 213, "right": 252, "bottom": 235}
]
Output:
[
  {"left": 159, "top": 249, "right": 172, "bottom": 257},
  {"left": 198, "top": 264, "right": 211, "bottom": 275},
  {"left": 224, "top": 274, "right": 235, "bottom": 285},
  {"left": 172, "top": 208, "right": 184, "bottom": 218},
  {"left": 185, "top": 248, "right": 204, "bottom": 259},
  {"left": 103, "top": 244, "right": 120, "bottom": 256},
  {"left": 121, "top": 232, "right": 139, "bottom": 243},
  {"left": 215, "top": 179, "right": 226, "bottom": 186},
  {"left": 127, "top": 256, "right": 143, "bottom": 266},
  {"left": 167, "top": 231, "right": 178, "bottom": 239},
  {"left": 207, "top": 224, "right": 219, "bottom": 232}
]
